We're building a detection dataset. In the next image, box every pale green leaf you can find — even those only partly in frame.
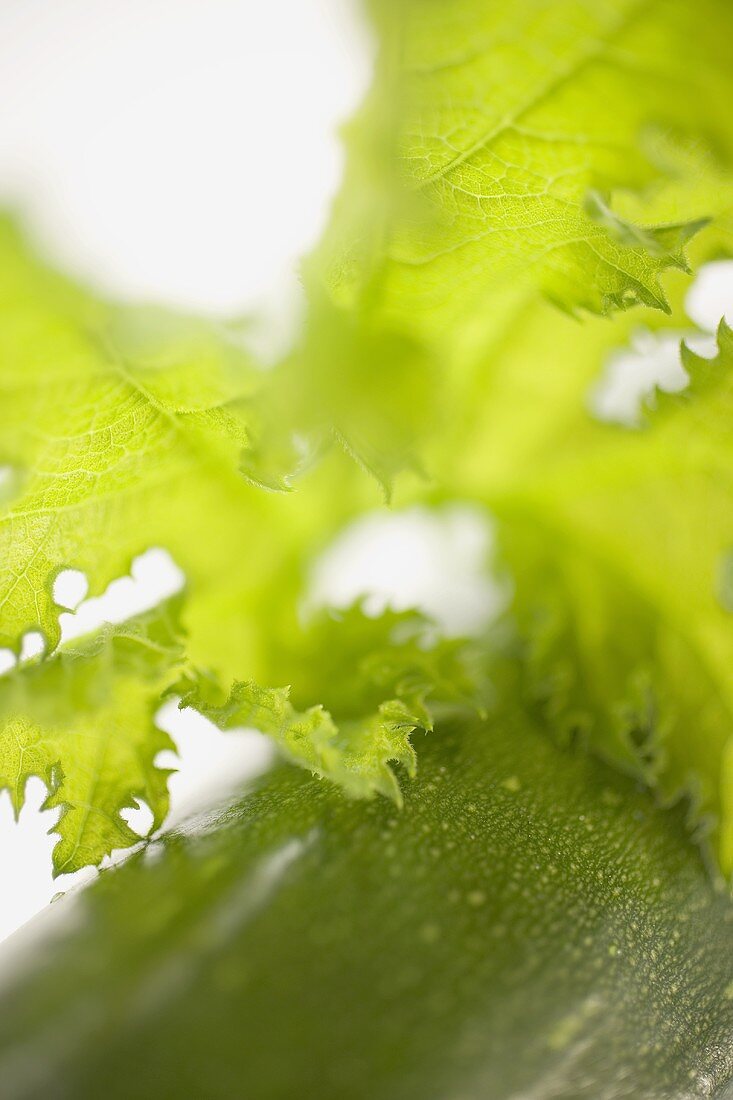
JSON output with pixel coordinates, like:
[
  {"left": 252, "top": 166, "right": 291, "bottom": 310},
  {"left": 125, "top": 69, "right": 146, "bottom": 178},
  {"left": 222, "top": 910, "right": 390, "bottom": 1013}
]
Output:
[
  {"left": 0, "top": 220, "right": 377, "bottom": 683},
  {"left": 318, "top": 0, "right": 733, "bottom": 365},
  {"left": 183, "top": 677, "right": 419, "bottom": 803},
  {"left": 3, "top": 0, "right": 733, "bottom": 885},
  {"left": 0, "top": 600, "right": 183, "bottom": 875},
  {"left": 486, "top": 319, "right": 733, "bottom": 874},
  {"left": 0, "top": 219, "right": 249, "bottom": 654},
  {"left": 246, "top": 0, "right": 733, "bottom": 495},
  {"left": 182, "top": 604, "right": 487, "bottom": 804}
]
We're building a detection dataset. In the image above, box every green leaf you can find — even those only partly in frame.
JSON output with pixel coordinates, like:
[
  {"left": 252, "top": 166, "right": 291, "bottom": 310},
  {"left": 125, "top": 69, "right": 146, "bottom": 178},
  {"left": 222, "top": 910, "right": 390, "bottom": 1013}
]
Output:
[
  {"left": 0, "top": 222, "right": 389, "bottom": 872},
  {"left": 317, "top": 0, "right": 733, "bottom": 364},
  {"left": 1, "top": 679, "right": 732, "bottom": 1097},
  {"left": 402, "top": 127, "right": 733, "bottom": 877},
  {"left": 0, "top": 220, "right": 379, "bottom": 683},
  {"left": 183, "top": 677, "right": 419, "bottom": 803},
  {"left": 486, "top": 319, "right": 733, "bottom": 874},
  {"left": 240, "top": 298, "right": 435, "bottom": 500},
  {"left": 0, "top": 600, "right": 183, "bottom": 875},
  {"left": 0, "top": 218, "right": 248, "bottom": 653},
  {"left": 3, "top": 0, "right": 733, "bottom": 888},
  {"left": 239, "top": 1, "right": 733, "bottom": 496},
  {"left": 183, "top": 604, "right": 487, "bottom": 803}
]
